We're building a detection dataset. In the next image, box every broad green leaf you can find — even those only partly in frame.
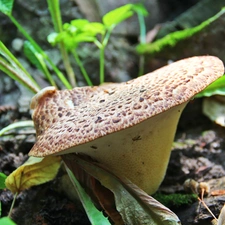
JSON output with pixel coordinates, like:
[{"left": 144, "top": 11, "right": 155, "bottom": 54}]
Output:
[
  {"left": 64, "top": 155, "right": 181, "bottom": 225},
  {"left": 70, "top": 19, "right": 90, "bottom": 29},
  {"left": 0, "top": 120, "right": 34, "bottom": 136},
  {"left": 0, "top": 217, "right": 16, "bottom": 225},
  {"left": 0, "top": 172, "right": 7, "bottom": 189},
  {"left": 196, "top": 75, "right": 225, "bottom": 98},
  {"left": 83, "top": 22, "right": 105, "bottom": 35},
  {"left": 65, "top": 165, "right": 111, "bottom": 225},
  {"left": 0, "top": 0, "right": 14, "bottom": 15},
  {"left": 73, "top": 33, "right": 96, "bottom": 43},
  {"left": 5, "top": 156, "right": 61, "bottom": 194},
  {"left": 103, "top": 4, "right": 134, "bottom": 28},
  {"left": 137, "top": 7, "right": 225, "bottom": 55},
  {"left": 50, "top": 31, "right": 96, "bottom": 50}
]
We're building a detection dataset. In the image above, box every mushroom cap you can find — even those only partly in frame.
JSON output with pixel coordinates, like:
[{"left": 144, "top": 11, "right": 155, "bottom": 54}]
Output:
[{"left": 29, "top": 56, "right": 224, "bottom": 157}]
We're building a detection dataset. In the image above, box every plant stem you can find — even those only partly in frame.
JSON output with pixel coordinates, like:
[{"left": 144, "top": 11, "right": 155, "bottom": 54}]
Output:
[
  {"left": 72, "top": 50, "right": 93, "bottom": 86},
  {"left": 0, "top": 41, "right": 40, "bottom": 91},
  {"left": 60, "top": 46, "right": 76, "bottom": 87},
  {"left": 8, "top": 15, "right": 71, "bottom": 88},
  {"left": 0, "top": 59, "right": 39, "bottom": 93},
  {"left": 137, "top": 13, "right": 146, "bottom": 44},
  {"left": 137, "top": 12, "right": 146, "bottom": 76},
  {"left": 8, "top": 193, "right": 18, "bottom": 218},
  {"left": 47, "top": 0, "right": 76, "bottom": 87},
  {"left": 46, "top": 59, "right": 72, "bottom": 89},
  {"left": 138, "top": 55, "right": 145, "bottom": 76},
  {"left": 9, "top": 15, "right": 43, "bottom": 53},
  {"left": 99, "top": 46, "right": 105, "bottom": 84},
  {"left": 99, "top": 30, "right": 111, "bottom": 84},
  {"left": 37, "top": 55, "right": 56, "bottom": 87}
]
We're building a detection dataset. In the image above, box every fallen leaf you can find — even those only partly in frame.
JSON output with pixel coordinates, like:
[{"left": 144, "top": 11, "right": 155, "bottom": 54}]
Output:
[
  {"left": 5, "top": 156, "right": 61, "bottom": 193},
  {"left": 203, "top": 96, "right": 225, "bottom": 126},
  {"left": 63, "top": 154, "right": 181, "bottom": 225}
]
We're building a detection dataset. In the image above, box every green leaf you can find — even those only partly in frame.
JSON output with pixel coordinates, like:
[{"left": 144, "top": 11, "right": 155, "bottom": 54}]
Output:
[
  {"left": 0, "top": 120, "right": 34, "bottom": 136},
  {"left": 0, "top": 217, "right": 16, "bottom": 225},
  {"left": 83, "top": 22, "right": 105, "bottom": 35},
  {"left": 132, "top": 3, "right": 148, "bottom": 16},
  {"left": 196, "top": 75, "right": 225, "bottom": 98},
  {"left": 70, "top": 19, "right": 90, "bottom": 29},
  {"left": 23, "top": 41, "right": 44, "bottom": 71},
  {"left": 73, "top": 33, "right": 96, "bottom": 43},
  {"left": 0, "top": 172, "right": 7, "bottom": 189},
  {"left": 0, "top": 41, "right": 40, "bottom": 93},
  {"left": 65, "top": 165, "right": 111, "bottom": 225},
  {"left": 103, "top": 4, "right": 134, "bottom": 28},
  {"left": 0, "top": 0, "right": 14, "bottom": 15}
]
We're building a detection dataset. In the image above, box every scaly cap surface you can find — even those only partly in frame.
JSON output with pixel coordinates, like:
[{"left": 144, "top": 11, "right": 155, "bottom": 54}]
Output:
[{"left": 29, "top": 56, "right": 224, "bottom": 157}]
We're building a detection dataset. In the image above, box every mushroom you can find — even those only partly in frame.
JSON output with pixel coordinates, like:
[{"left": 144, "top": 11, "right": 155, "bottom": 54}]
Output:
[{"left": 29, "top": 56, "right": 224, "bottom": 194}]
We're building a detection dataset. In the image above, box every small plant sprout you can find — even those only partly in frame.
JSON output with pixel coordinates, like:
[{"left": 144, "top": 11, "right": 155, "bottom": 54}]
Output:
[{"left": 48, "top": 4, "right": 148, "bottom": 85}]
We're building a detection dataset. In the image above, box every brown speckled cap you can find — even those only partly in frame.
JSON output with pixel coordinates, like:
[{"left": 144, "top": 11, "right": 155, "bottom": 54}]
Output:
[{"left": 29, "top": 56, "right": 224, "bottom": 157}]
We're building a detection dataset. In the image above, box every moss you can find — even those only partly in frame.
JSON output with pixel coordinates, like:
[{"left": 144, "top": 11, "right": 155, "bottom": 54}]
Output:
[
  {"left": 153, "top": 193, "right": 197, "bottom": 208},
  {"left": 136, "top": 7, "right": 225, "bottom": 55}
]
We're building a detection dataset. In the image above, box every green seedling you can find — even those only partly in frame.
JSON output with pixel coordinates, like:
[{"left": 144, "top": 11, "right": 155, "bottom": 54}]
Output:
[
  {"left": 47, "top": 0, "right": 76, "bottom": 87},
  {"left": 48, "top": 3, "right": 148, "bottom": 84},
  {"left": 0, "top": 0, "right": 148, "bottom": 88}
]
